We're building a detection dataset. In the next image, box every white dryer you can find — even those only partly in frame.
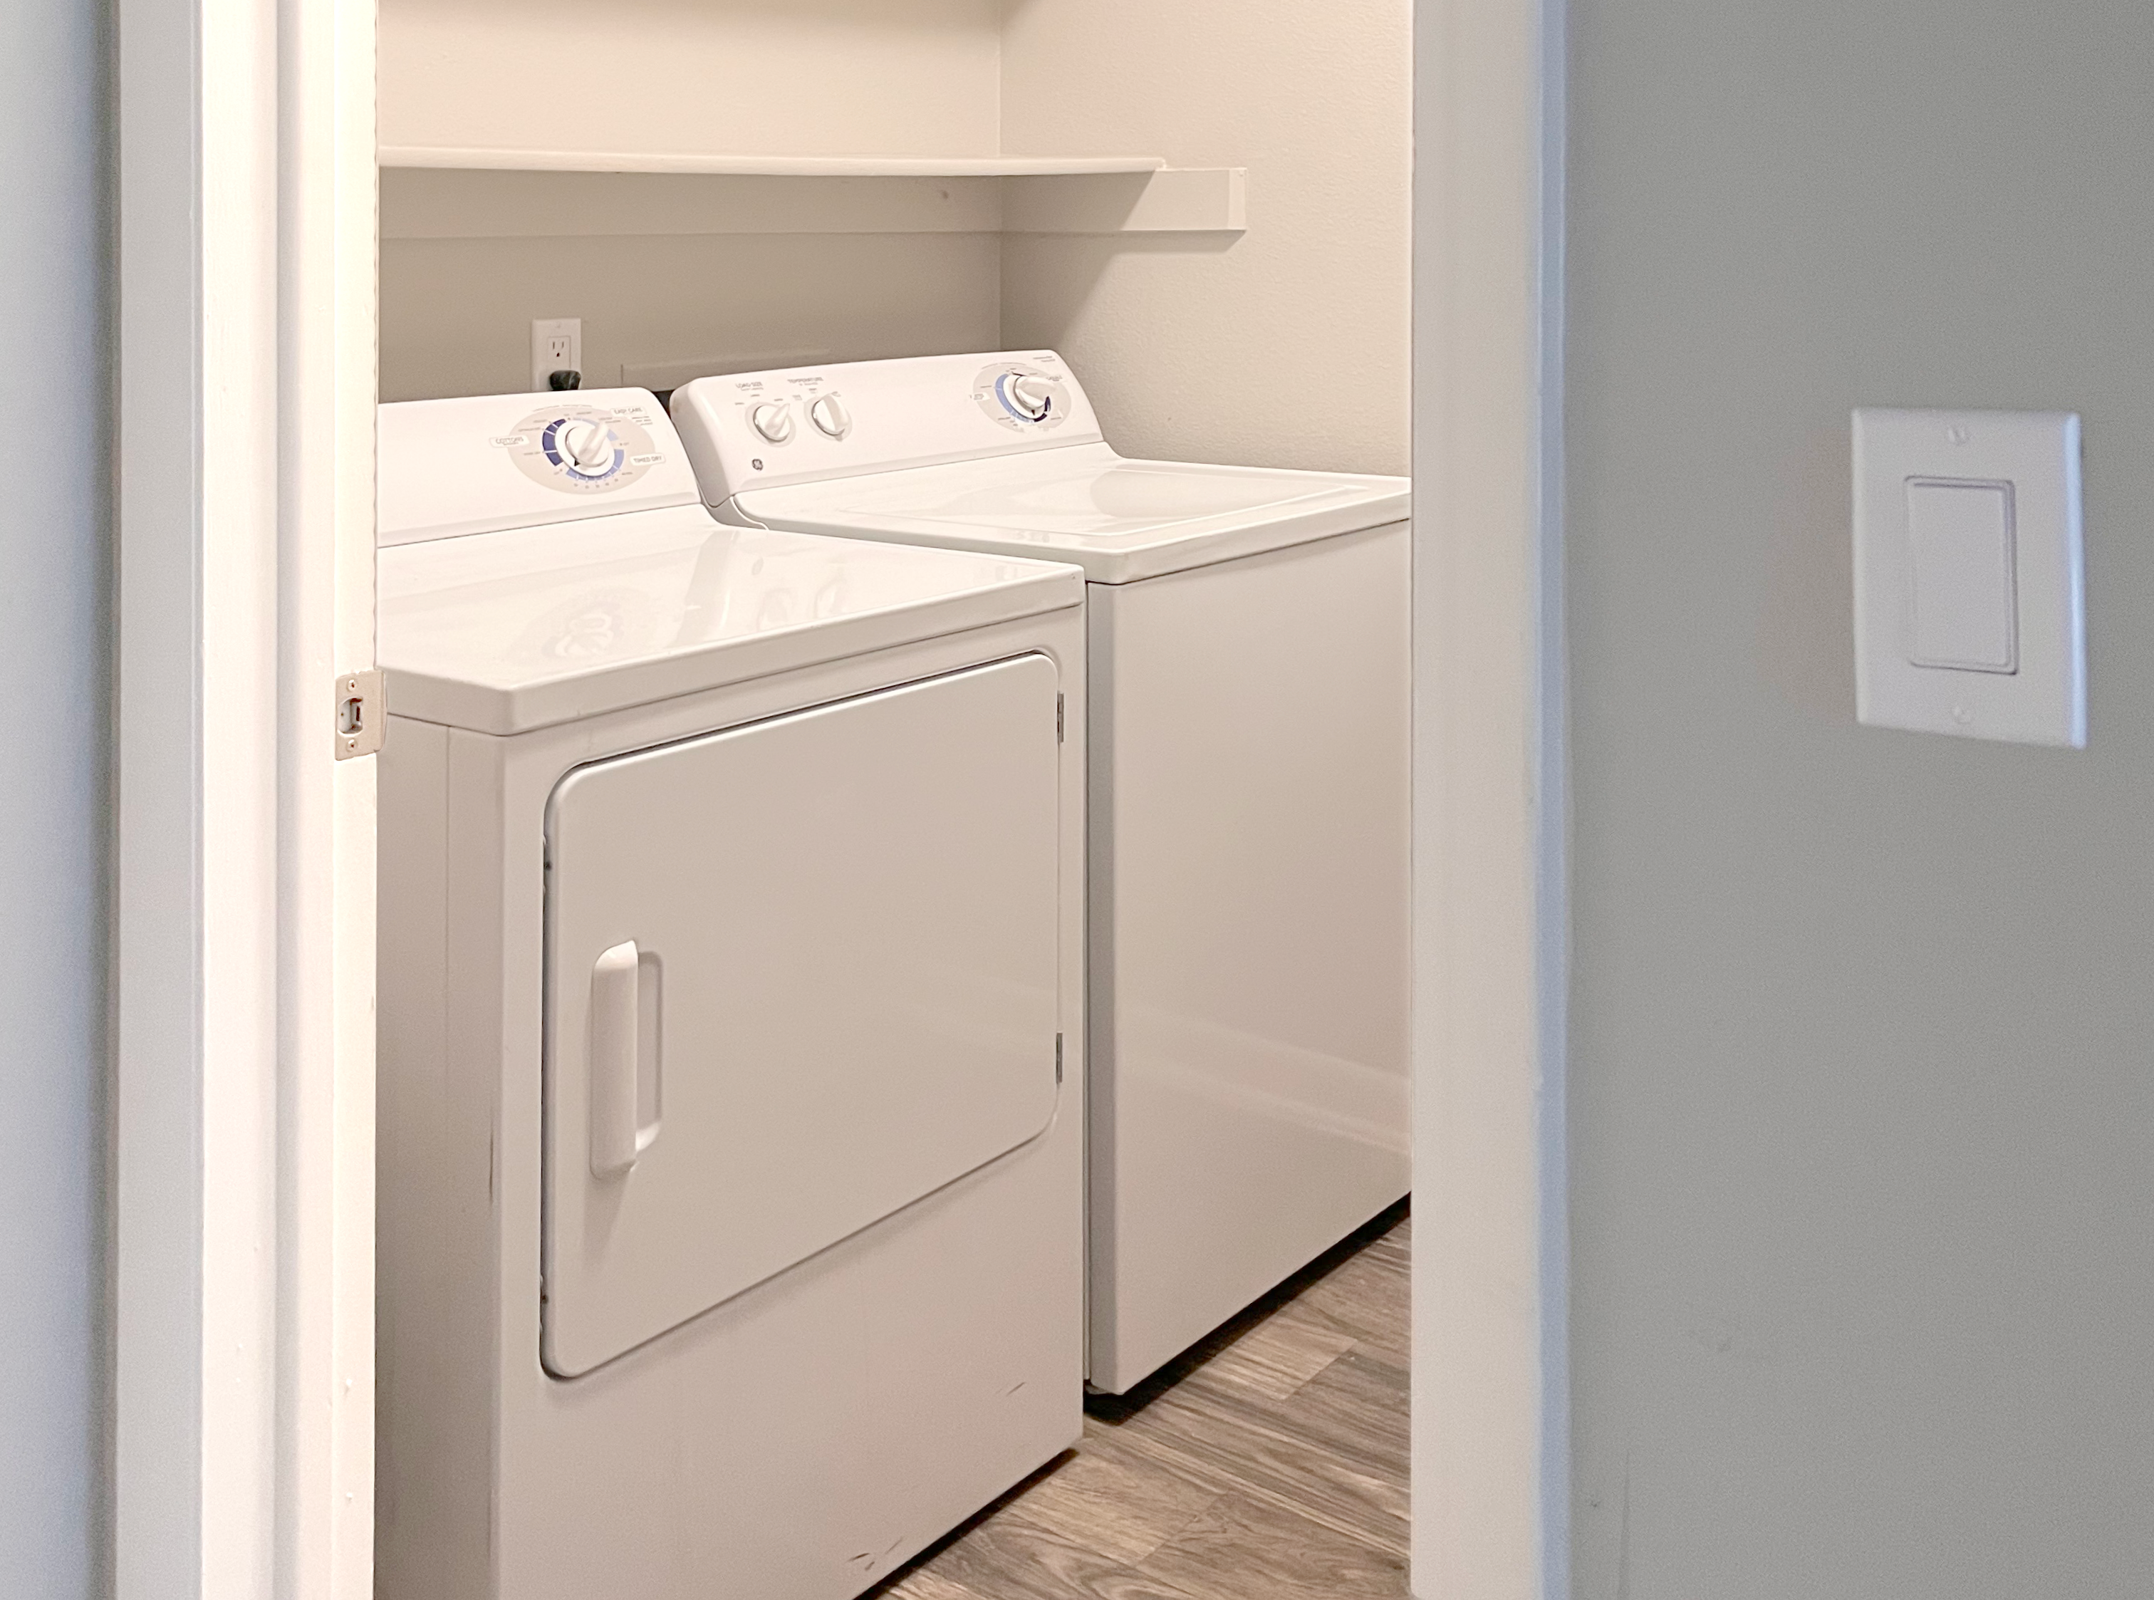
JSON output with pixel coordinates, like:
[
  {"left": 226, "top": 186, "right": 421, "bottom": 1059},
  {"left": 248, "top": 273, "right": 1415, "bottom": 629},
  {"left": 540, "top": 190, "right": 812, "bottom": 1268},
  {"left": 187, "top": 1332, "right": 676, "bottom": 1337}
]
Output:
[
  {"left": 372, "top": 388, "right": 1088, "bottom": 1600},
  {"left": 672, "top": 353, "right": 1411, "bottom": 1393}
]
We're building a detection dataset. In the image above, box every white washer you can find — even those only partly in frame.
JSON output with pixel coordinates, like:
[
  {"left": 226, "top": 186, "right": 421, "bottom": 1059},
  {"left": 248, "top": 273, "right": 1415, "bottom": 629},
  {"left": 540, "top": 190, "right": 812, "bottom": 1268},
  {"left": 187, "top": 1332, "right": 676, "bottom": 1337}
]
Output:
[
  {"left": 672, "top": 353, "right": 1412, "bottom": 1392},
  {"left": 372, "top": 388, "right": 1089, "bottom": 1600}
]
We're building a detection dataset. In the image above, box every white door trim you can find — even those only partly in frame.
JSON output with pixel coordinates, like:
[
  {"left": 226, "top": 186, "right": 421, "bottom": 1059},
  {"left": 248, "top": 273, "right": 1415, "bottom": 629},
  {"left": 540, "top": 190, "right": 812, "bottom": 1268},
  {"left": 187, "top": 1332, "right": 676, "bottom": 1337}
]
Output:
[
  {"left": 114, "top": 0, "right": 378, "bottom": 1592},
  {"left": 1410, "top": 0, "right": 1569, "bottom": 1597}
]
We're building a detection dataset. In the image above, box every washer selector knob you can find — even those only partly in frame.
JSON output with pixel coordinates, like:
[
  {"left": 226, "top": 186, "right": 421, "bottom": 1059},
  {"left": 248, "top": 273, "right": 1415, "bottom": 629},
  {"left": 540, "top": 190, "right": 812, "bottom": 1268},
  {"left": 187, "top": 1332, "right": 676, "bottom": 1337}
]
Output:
[
  {"left": 750, "top": 401, "right": 795, "bottom": 444},
  {"left": 808, "top": 394, "right": 852, "bottom": 440},
  {"left": 1003, "top": 373, "right": 1056, "bottom": 422}
]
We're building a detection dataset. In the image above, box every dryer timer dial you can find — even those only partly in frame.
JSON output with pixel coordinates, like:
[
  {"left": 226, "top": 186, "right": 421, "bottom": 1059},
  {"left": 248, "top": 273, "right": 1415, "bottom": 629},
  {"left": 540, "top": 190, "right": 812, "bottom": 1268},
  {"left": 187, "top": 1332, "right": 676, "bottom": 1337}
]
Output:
[{"left": 556, "top": 419, "right": 616, "bottom": 473}]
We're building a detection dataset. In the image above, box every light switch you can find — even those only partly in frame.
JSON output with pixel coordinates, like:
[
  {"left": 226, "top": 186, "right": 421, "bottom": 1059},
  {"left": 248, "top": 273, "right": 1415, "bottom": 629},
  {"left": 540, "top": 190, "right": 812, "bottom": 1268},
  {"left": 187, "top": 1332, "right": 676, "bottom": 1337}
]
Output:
[
  {"left": 1853, "top": 409, "right": 2085, "bottom": 747},
  {"left": 1904, "top": 478, "right": 2016, "bottom": 672}
]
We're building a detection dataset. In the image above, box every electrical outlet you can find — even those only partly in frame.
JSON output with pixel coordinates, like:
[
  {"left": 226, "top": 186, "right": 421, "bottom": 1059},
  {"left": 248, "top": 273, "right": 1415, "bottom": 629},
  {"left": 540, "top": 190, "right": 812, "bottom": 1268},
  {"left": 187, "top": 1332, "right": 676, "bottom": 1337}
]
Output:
[{"left": 531, "top": 317, "right": 582, "bottom": 392}]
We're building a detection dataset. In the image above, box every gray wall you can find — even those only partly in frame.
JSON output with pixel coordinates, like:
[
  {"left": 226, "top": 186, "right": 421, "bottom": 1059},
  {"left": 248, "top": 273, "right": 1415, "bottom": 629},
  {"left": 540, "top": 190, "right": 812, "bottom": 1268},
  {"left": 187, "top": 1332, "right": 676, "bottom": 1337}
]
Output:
[
  {"left": 1567, "top": 4, "right": 2154, "bottom": 1595},
  {"left": 0, "top": 0, "right": 108, "bottom": 1593}
]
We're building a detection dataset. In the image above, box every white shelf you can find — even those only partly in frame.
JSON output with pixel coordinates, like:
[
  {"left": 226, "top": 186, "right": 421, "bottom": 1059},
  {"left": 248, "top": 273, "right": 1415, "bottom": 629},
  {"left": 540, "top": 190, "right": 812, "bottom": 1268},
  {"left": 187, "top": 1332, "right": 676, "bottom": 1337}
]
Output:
[
  {"left": 376, "top": 149, "right": 1246, "bottom": 239},
  {"left": 378, "top": 146, "right": 1168, "bottom": 179}
]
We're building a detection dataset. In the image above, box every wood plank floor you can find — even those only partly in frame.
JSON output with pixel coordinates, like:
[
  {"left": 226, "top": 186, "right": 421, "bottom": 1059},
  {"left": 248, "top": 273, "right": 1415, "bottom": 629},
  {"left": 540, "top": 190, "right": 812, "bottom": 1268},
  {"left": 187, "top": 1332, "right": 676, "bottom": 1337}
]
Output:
[{"left": 873, "top": 1203, "right": 1410, "bottom": 1600}]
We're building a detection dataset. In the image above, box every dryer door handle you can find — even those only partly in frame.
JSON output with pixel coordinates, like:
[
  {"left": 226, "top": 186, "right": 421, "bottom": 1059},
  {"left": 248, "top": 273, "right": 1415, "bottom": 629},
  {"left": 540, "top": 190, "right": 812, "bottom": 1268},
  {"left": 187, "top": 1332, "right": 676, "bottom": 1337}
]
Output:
[{"left": 589, "top": 940, "right": 663, "bottom": 1178}]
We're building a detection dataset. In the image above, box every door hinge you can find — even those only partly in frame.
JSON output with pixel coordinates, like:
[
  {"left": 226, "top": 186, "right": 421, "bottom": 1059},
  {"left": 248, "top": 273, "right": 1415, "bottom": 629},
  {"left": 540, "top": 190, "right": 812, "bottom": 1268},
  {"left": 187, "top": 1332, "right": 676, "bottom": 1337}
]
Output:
[
  {"left": 1056, "top": 693, "right": 1065, "bottom": 743},
  {"left": 335, "top": 669, "right": 385, "bottom": 759},
  {"left": 1055, "top": 1033, "right": 1064, "bottom": 1084}
]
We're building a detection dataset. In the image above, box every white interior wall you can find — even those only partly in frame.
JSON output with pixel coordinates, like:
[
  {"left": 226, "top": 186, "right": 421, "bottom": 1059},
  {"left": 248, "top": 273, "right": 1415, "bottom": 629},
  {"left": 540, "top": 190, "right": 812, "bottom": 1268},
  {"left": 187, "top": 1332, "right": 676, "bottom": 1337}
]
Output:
[
  {"left": 377, "top": 0, "right": 1008, "bottom": 400},
  {"left": 1000, "top": 0, "right": 1411, "bottom": 474},
  {"left": 379, "top": 0, "right": 1003, "bottom": 157},
  {"left": 377, "top": 0, "right": 1410, "bottom": 467},
  {"left": 379, "top": 232, "right": 1001, "bottom": 402}
]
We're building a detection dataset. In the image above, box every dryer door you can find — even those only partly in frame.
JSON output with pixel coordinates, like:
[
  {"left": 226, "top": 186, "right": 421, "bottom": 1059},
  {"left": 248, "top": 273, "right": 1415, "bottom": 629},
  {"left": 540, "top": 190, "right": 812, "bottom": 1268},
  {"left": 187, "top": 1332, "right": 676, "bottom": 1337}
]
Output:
[{"left": 541, "top": 653, "right": 1063, "bottom": 1377}]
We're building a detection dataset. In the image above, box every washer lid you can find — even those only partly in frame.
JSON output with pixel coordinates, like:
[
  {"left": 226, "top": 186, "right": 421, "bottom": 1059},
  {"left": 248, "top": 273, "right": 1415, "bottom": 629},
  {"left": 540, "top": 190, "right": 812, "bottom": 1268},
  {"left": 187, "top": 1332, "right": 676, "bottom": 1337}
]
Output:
[
  {"left": 733, "top": 443, "right": 1411, "bottom": 583},
  {"left": 378, "top": 503, "right": 1083, "bottom": 734}
]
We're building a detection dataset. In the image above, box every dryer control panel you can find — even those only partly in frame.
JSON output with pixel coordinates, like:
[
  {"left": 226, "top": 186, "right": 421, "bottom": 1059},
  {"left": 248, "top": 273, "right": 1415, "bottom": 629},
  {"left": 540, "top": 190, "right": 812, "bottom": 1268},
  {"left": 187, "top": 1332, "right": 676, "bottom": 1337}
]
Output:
[
  {"left": 380, "top": 387, "right": 703, "bottom": 547},
  {"left": 670, "top": 351, "right": 1108, "bottom": 509}
]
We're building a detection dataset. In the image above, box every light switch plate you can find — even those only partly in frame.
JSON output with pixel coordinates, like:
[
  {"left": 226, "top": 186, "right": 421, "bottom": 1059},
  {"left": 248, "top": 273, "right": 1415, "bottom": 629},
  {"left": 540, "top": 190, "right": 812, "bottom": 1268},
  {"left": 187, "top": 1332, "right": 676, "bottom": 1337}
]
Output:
[{"left": 1852, "top": 408, "right": 2085, "bottom": 747}]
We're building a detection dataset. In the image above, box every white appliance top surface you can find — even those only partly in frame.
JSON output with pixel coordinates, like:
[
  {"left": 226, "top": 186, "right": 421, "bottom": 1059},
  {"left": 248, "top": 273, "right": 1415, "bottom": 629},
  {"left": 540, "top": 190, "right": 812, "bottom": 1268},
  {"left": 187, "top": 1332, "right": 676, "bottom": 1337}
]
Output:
[
  {"left": 378, "top": 502, "right": 1082, "bottom": 735},
  {"left": 669, "top": 353, "right": 1409, "bottom": 582},
  {"left": 735, "top": 443, "right": 1410, "bottom": 583}
]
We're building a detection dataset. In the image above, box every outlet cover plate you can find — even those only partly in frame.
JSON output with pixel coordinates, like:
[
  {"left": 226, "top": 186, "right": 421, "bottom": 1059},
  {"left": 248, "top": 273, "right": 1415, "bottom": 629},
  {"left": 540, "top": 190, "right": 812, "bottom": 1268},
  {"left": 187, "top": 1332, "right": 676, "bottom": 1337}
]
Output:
[{"left": 531, "top": 317, "right": 582, "bottom": 393}]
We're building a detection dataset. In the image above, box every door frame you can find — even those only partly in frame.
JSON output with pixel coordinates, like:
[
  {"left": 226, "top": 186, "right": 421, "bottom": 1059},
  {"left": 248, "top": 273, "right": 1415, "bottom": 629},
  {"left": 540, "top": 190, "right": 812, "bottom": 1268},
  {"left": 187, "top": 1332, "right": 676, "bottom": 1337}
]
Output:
[
  {"left": 109, "top": 0, "right": 1561, "bottom": 1591},
  {"left": 112, "top": 0, "right": 378, "bottom": 1594},
  {"left": 1410, "top": 0, "right": 1569, "bottom": 1597}
]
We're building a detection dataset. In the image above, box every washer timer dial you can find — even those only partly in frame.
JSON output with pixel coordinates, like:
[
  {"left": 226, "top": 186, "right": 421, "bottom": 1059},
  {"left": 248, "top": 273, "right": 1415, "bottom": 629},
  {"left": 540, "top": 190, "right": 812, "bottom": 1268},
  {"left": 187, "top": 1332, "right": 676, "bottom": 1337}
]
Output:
[{"left": 974, "top": 362, "right": 1071, "bottom": 432}]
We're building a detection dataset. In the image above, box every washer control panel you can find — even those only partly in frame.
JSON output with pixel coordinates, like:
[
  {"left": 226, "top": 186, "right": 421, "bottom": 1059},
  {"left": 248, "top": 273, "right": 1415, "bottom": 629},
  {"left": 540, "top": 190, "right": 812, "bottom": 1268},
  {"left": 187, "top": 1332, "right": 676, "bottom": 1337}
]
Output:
[{"left": 670, "top": 350, "right": 1105, "bottom": 506}]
